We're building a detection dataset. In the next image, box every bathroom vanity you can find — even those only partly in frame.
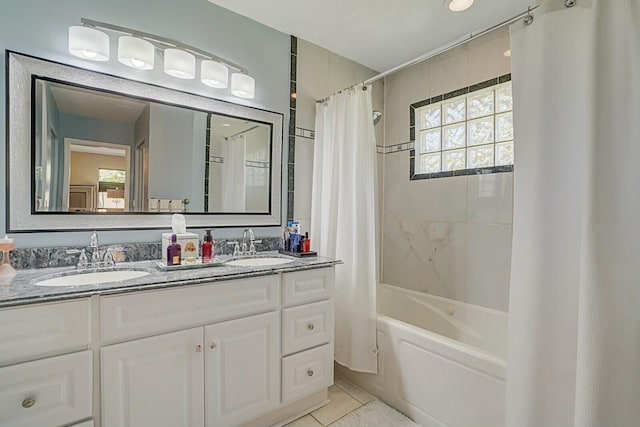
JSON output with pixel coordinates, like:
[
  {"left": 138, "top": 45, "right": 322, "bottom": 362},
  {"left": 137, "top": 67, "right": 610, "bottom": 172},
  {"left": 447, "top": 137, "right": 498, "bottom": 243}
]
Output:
[{"left": 0, "top": 256, "right": 338, "bottom": 427}]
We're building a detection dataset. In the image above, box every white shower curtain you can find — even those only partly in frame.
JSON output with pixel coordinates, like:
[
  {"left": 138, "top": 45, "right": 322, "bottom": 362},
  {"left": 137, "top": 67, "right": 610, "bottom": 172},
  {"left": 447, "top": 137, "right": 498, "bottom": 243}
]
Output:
[
  {"left": 507, "top": 1, "right": 640, "bottom": 426},
  {"left": 221, "top": 134, "right": 246, "bottom": 211},
  {"left": 311, "top": 85, "right": 378, "bottom": 373}
]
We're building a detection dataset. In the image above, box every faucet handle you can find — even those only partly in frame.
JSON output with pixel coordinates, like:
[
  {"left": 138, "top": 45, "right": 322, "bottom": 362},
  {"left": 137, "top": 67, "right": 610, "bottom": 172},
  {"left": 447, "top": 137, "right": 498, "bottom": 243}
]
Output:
[
  {"left": 90, "top": 231, "right": 99, "bottom": 248},
  {"left": 78, "top": 249, "right": 88, "bottom": 269},
  {"left": 103, "top": 249, "right": 115, "bottom": 267}
]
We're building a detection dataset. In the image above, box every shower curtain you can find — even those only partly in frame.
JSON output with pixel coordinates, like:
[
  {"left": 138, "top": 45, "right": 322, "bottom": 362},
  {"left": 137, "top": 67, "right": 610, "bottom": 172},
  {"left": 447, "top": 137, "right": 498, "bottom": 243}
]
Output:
[
  {"left": 507, "top": 1, "right": 640, "bottom": 426},
  {"left": 221, "top": 134, "right": 246, "bottom": 211},
  {"left": 311, "top": 85, "right": 378, "bottom": 373}
]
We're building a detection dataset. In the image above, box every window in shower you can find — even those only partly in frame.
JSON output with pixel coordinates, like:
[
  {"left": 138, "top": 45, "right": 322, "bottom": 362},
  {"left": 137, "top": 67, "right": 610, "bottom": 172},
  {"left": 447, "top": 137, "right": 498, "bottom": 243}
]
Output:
[{"left": 409, "top": 74, "right": 514, "bottom": 180}]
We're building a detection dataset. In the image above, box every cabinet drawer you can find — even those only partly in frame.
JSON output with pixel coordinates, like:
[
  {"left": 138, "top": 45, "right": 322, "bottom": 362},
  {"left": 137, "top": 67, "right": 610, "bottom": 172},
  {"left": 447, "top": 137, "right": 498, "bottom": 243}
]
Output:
[
  {"left": 0, "top": 350, "right": 93, "bottom": 427},
  {"left": 282, "top": 300, "right": 334, "bottom": 355},
  {"left": 282, "top": 343, "right": 333, "bottom": 403},
  {"left": 0, "top": 300, "right": 90, "bottom": 367},
  {"left": 283, "top": 267, "right": 334, "bottom": 307},
  {"left": 101, "top": 275, "right": 279, "bottom": 344}
]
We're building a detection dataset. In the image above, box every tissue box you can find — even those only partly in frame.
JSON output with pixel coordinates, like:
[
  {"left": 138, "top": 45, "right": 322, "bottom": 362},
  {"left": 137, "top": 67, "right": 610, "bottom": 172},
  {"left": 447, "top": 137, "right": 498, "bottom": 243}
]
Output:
[{"left": 162, "top": 232, "right": 199, "bottom": 264}]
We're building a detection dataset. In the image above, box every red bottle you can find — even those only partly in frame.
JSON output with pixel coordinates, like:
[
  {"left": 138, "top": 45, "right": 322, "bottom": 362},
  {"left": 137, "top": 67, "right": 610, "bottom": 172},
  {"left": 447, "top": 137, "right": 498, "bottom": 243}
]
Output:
[
  {"left": 201, "top": 230, "right": 214, "bottom": 263},
  {"left": 301, "top": 232, "right": 311, "bottom": 253}
]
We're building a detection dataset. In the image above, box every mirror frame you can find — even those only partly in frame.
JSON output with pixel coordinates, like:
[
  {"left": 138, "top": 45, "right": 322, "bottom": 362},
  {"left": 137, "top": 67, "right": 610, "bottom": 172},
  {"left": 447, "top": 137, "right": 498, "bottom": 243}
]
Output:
[{"left": 7, "top": 52, "right": 284, "bottom": 232}]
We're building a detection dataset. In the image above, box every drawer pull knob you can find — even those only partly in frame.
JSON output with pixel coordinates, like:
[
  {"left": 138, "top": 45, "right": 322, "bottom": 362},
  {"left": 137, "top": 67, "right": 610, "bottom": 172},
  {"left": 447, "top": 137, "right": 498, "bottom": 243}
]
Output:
[
  {"left": 210, "top": 341, "right": 218, "bottom": 350},
  {"left": 307, "top": 369, "right": 314, "bottom": 377},
  {"left": 307, "top": 324, "right": 315, "bottom": 331},
  {"left": 195, "top": 344, "right": 202, "bottom": 353},
  {"left": 22, "top": 396, "right": 36, "bottom": 408}
]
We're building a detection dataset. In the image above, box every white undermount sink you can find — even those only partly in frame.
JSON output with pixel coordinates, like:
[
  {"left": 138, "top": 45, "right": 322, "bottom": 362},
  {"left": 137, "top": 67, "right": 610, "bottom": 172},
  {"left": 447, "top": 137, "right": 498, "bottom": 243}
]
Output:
[
  {"left": 225, "top": 257, "right": 295, "bottom": 267},
  {"left": 34, "top": 270, "right": 150, "bottom": 287}
]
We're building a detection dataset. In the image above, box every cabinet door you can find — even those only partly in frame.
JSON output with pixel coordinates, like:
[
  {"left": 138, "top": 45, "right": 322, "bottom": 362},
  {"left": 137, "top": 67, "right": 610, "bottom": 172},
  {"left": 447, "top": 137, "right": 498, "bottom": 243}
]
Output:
[
  {"left": 205, "top": 311, "right": 280, "bottom": 427},
  {"left": 101, "top": 328, "right": 204, "bottom": 427}
]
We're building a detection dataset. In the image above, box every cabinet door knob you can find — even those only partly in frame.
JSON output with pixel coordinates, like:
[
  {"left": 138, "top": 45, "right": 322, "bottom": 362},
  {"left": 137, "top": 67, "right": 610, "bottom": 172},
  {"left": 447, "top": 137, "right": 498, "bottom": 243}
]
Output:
[
  {"left": 307, "top": 323, "right": 315, "bottom": 331},
  {"left": 22, "top": 396, "right": 36, "bottom": 408},
  {"left": 210, "top": 341, "right": 218, "bottom": 350},
  {"left": 195, "top": 344, "right": 202, "bottom": 352},
  {"left": 307, "top": 369, "right": 314, "bottom": 377}
]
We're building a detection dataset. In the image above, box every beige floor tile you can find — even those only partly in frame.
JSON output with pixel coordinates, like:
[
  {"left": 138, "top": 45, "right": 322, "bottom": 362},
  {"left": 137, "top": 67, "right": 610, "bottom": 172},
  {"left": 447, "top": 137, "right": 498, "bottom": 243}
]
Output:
[
  {"left": 311, "top": 385, "right": 362, "bottom": 426},
  {"left": 334, "top": 378, "right": 376, "bottom": 405},
  {"left": 284, "top": 414, "right": 324, "bottom": 427}
]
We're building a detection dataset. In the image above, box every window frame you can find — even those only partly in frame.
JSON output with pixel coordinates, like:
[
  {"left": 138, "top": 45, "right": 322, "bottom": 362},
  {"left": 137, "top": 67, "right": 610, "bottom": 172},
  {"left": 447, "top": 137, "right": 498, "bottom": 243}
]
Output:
[{"left": 409, "top": 74, "right": 514, "bottom": 181}]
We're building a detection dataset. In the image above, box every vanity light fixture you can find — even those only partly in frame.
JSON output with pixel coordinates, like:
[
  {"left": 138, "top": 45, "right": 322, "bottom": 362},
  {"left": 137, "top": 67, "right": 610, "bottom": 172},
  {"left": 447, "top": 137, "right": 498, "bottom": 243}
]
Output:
[
  {"left": 68, "top": 26, "right": 110, "bottom": 61},
  {"left": 201, "top": 60, "right": 229, "bottom": 88},
  {"left": 448, "top": 0, "right": 474, "bottom": 12},
  {"left": 68, "top": 19, "right": 255, "bottom": 98},
  {"left": 231, "top": 73, "right": 256, "bottom": 99},
  {"left": 118, "top": 36, "right": 155, "bottom": 70},
  {"left": 164, "top": 48, "right": 196, "bottom": 79}
]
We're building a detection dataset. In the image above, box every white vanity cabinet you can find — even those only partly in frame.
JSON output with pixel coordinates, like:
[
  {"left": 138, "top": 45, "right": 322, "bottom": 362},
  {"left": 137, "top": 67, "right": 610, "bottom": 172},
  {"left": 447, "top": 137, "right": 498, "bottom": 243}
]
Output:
[
  {"left": 0, "top": 265, "right": 335, "bottom": 427},
  {"left": 101, "top": 327, "right": 205, "bottom": 427}
]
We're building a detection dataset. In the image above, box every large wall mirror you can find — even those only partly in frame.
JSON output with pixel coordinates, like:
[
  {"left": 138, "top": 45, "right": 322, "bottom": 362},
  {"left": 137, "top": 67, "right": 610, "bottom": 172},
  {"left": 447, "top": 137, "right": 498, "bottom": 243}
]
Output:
[{"left": 8, "top": 52, "right": 283, "bottom": 231}]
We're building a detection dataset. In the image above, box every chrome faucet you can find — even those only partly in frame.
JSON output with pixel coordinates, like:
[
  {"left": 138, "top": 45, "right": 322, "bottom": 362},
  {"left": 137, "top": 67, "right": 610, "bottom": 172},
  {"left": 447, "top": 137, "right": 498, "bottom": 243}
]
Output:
[
  {"left": 67, "top": 231, "right": 120, "bottom": 269},
  {"left": 242, "top": 228, "right": 261, "bottom": 256}
]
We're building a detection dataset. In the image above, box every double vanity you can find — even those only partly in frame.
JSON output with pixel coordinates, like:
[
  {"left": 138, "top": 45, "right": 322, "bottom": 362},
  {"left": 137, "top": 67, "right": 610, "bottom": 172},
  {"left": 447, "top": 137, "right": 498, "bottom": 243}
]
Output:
[{"left": 0, "top": 254, "right": 339, "bottom": 427}]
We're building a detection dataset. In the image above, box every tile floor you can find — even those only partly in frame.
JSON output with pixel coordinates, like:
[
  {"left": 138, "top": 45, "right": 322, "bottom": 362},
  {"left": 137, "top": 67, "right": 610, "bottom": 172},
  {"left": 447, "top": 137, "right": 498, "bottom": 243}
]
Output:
[{"left": 284, "top": 374, "right": 414, "bottom": 427}]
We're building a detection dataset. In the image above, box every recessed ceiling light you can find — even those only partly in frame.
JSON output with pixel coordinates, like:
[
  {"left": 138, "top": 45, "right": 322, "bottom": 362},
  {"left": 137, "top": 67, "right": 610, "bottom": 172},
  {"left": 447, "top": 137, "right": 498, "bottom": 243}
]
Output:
[
  {"left": 449, "top": 0, "right": 474, "bottom": 12},
  {"left": 504, "top": 49, "right": 512, "bottom": 57},
  {"left": 221, "top": 123, "right": 231, "bottom": 127}
]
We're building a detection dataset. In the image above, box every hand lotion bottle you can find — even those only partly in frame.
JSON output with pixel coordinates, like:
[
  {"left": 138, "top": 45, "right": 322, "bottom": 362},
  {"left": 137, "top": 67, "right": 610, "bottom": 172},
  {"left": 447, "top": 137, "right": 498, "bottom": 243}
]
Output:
[{"left": 201, "top": 230, "right": 214, "bottom": 263}]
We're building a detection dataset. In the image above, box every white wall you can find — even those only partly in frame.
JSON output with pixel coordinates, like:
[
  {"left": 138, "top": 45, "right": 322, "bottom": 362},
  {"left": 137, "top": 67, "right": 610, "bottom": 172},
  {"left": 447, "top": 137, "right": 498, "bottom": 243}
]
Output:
[
  {"left": 0, "top": 0, "right": 290, "bottom": 246},
  {"left": 381, "top": 27, "right": 513, "bottom": 312}
]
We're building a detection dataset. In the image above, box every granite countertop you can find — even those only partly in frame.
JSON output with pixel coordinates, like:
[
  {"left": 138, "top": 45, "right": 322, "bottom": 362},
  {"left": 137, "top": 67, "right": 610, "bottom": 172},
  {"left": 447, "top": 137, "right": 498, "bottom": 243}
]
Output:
[{"left": 0, "top": 252, "right": 341, "bottom": 308}]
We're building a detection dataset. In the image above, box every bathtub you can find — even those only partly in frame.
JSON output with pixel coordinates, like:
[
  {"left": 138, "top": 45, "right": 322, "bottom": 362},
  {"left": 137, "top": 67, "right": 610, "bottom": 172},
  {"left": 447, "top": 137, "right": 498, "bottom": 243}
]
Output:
[{"left": 335, "top": 284, "right": 508, "bottom": 427}]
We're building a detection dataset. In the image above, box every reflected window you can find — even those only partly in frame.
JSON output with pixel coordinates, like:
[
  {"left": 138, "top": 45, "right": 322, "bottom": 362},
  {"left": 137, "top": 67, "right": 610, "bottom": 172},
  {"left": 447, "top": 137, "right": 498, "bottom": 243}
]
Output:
[{"left": 98, "top": 168, "right": 126, "bottom": 211}]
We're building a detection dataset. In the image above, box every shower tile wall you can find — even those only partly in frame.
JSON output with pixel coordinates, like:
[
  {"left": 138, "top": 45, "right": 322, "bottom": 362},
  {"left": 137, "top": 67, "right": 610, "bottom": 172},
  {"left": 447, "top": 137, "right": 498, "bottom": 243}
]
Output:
[
  {"left": 382, "top": 27, "right": 513, "bottom": 312},
  {"left": 293, "top": 39, "right": 384, "bottom": 235}
]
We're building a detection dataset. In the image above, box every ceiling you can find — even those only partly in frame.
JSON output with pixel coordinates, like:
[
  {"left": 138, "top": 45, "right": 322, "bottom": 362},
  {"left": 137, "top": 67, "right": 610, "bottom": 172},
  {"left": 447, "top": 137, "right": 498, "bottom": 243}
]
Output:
[
  {"left": 206, "top": 0, "right": 534, "bottom": 72},
  {"left": 49, "top": 83, "right": 148, "bottom": 124}
]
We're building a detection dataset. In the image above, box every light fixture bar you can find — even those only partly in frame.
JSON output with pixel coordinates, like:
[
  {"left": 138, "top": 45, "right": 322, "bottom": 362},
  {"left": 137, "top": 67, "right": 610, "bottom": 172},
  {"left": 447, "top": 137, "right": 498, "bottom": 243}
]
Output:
[{"left": 80, "top": 18, "right": 250, "bottom": 74}]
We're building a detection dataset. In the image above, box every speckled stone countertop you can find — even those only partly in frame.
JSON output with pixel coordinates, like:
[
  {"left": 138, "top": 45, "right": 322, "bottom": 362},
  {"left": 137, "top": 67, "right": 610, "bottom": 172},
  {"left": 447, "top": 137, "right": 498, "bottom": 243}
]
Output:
[{"left": 0, "top": 252, "right": 341, "bottom": 308}]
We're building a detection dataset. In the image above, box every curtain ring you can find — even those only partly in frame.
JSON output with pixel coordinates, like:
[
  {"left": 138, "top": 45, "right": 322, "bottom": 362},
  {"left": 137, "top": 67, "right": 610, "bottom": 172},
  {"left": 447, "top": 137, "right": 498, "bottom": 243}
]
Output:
[
  {"left": 565, "top": 0, "right": 576, "bottom": 7},
  {"left": 362, "top": 85, "right": 367, "bottom": 91},
  {"left": 524, "top": 7, "right": 534, "bottom": 25}
]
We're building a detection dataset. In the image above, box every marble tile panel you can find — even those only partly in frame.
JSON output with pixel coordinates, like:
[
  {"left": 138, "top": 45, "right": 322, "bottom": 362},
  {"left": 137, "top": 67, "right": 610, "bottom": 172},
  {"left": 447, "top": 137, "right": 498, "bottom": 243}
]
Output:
[
  {"left": 465, "top": 223, "right": 512, "bottom": 311},
  {"left": 296, "top": 39, "right": 329, "bottom": 130},
  {"left": 383, "top": 152, "right": 467, "bottom": 223},
  {"left": 466, "top": 172, "right": 513, "bottom": 224},
  {"left": 383, "top": 61, "right": 430, "bottom": 146},
  {"left": 294, "top": 136, "right": 315, "bottom": 221},
  {"left": 430, "top": 47, "right": 468, "bottom": 99},
  {"left": 468, "top": 27, "right": 511, "bottom": 87},
  {"left": 311, "top": 385, "right": 361, "bottom": 426},
  {"left": 382, "top": 219, "right": 467, "bottom": 301}
]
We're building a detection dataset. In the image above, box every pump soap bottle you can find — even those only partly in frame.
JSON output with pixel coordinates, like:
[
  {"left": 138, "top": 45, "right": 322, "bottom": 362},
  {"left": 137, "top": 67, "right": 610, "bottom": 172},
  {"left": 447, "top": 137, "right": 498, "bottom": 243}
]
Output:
[
  {"left": 201, "top": 230, "right": 214, "bottom": 263},
  {"left": 166, "top": 234, "right": 182, "bottom": 266}
]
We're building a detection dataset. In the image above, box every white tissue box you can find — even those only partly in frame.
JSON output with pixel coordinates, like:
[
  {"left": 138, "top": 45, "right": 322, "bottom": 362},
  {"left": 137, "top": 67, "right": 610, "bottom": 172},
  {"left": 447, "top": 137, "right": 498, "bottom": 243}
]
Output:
[{"left": 161, "top": 232, "right": 199, "bottom": 264}]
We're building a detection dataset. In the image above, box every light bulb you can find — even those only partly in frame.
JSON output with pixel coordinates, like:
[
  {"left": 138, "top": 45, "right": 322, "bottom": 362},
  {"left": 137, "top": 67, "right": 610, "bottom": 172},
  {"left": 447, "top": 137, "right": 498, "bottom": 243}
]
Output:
[
  {"left": 69, "top": 26, "right": 110, "bottom": 61},
  {"left": 118, "top": 36, "right": 155, "bottom": 70},
  {"left": 164, "top": 49, "right": 195, "bottom": 79}
]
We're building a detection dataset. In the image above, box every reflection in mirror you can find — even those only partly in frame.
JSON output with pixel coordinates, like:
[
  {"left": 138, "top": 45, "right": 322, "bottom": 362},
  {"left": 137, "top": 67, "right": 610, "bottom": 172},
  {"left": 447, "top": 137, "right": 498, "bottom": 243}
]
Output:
[
  {"left": 33, "top": 78, "right": 272, "bottom": 214},
  {"left": 206, "top": 115, "right": 271, "bottom": 213}
]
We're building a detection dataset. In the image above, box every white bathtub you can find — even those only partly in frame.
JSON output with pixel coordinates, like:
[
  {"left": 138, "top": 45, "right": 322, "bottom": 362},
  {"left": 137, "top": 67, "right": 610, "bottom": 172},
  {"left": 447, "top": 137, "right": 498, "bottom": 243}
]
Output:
[{"left": 335, "top": 284, "right": 508, "bottom": 427}]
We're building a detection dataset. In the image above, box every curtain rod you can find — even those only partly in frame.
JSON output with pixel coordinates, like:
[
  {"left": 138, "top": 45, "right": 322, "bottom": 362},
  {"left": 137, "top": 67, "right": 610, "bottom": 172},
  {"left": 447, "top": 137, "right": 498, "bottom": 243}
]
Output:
[{"left": 316, "top": 4, "right": 540, "bottom": 103}]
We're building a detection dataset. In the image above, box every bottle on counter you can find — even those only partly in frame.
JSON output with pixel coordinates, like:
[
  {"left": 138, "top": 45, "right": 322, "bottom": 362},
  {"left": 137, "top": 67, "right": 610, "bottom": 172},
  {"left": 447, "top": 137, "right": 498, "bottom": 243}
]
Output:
[
  {"left": 202, "top": 230, "right": 214, "bottom": 263},
  {"left": 166, "top": 234, "right": 182, "bottom": 266}
]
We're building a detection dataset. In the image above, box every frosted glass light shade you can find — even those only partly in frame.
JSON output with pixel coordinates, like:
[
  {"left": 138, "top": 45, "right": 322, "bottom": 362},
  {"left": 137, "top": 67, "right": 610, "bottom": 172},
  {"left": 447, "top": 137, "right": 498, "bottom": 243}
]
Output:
[
  {"left": 118, "top": 36, "right": 154, "bottom": 70},
  {"left": 201, "top": 60, "right": 228, "bottom": 89},
  {"left": 230, "top": 73, "right": 255, "bottom": 99},
  {"left": 164, "top": 49, "right": 195, "bottom": 79},
  {"left": 68, "top": 26, "right": 110, "bottom": 61},
  {"left": 449, "top": 0, "right": 474, "bottom": 11}
]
